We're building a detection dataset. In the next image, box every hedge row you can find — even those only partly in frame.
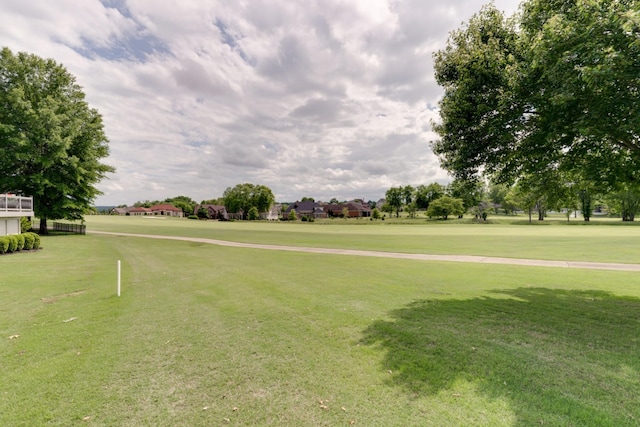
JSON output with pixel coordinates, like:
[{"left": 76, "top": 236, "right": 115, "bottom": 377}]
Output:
[{"left": 0, "top": 232, "right": 41, "bottom": 254}]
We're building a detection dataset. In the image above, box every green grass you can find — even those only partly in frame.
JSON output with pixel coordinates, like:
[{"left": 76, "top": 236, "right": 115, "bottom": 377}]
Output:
[
  {"left": 83, "top": 215, "right": 640, "bottom": 264},
  {"left": 2, "top": 220, "right": 640, "bottom": 425}
]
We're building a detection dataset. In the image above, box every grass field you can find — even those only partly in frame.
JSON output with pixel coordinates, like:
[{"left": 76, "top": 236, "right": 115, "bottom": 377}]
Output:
[{"left": 2, "top": 217, "right": 640, "bottom": 425}]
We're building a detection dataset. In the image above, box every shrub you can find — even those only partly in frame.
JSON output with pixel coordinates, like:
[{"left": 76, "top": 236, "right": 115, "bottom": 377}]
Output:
[
  {"left": 32, "top": 233, "right": 41, "bottom": 249},
  {"left": 188, "top": 215, "right": 198, "bottom": 220},
  {"left": 15, "top": 234, "right": 25, "bottom": 251},
  {"left": 21, "top": 217, "right": 32, "bottom": 232},
  {"left": 7, "top": 235, "right": 18, "bottom": 252},
  {"left": 0, "top": 237, "right": 8, "bottom": 254},
  {"left": 23, "top": 233, "right": 35, "bottom": 250}
]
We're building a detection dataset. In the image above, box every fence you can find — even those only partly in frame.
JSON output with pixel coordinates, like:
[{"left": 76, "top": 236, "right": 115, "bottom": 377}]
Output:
[{"left": 52, "top": 222, "right": 86, "bottom": 235}]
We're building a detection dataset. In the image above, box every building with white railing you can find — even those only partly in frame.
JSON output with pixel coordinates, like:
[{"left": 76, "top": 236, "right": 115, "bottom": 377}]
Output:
[{"left": 0, "top": 194, "right": 34, "bottom": 235}]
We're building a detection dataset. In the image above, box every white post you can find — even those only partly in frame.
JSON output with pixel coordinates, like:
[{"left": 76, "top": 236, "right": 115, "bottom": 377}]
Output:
[{"left": 117, "top": 260, "right": 121, "bottom": 297}]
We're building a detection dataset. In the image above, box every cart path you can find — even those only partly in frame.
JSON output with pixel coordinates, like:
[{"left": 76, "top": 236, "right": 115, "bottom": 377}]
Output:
[{"left": 90, "top": 230, "right": 640, "bottom": 272}]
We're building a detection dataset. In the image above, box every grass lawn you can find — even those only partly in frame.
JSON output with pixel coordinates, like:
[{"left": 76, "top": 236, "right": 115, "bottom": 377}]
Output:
[
  {"left": 83, "top": 215, "right": 640, "bottom": 264},
  {"left": 1, "top": 219, "right": 640, "bottom": 425}
]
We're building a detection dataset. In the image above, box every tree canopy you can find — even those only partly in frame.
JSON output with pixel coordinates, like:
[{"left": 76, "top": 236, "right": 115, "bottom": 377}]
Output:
[
  {"left": 432, "top": 1, "right": 640, "bottom": 187},
  {"left": 0, "top": 47, "right": 114, "bottom": 233},
  {"left": 222, "top": 183, "right": 275, "bottom": 220}
]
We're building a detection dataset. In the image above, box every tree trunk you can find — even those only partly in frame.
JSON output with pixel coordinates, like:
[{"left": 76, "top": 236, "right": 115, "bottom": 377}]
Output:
[{"left": 39, "top": 217, "right": 48, "bottom": 234}]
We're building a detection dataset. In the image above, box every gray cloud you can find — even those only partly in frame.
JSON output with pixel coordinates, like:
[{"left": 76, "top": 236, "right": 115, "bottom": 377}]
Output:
[{"left": 0, "top": 0, "right": 521, "bottom": 205}]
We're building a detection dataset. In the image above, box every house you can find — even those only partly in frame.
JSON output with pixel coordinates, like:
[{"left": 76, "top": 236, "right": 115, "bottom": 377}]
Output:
[
  {"left": 128, "top": 207, "right": 153, "bottom": 216},
  {"left": 262, "top": 204, "right": 282, "bottom": 221},
  {"left": 0, "top": 194, "right": 34, "bottom": 236},
  {"left": 194, "top": 204, "right": 229, "bottom": 220},
  {"left": 149, "top": 203, "right": 183, "bottom": 217},
  {"left": 324, "top": 201, "right": 372, "bottom": 218},
  {"left": 109, "top": 207, "right": 128, "bottom": 215},
  {"left": 283, "top": 201, "right": 327, "bottom": 219}
]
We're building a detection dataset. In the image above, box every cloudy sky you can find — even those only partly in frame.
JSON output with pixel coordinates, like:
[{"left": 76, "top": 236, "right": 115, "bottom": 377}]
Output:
[{"left": 1, "top": 0, "right": 520, "bottom": 206}]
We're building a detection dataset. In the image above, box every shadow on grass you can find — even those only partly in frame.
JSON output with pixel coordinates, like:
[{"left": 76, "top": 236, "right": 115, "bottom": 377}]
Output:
[{"left": 362, "top": 288, "right": 640, "bottom": 426}]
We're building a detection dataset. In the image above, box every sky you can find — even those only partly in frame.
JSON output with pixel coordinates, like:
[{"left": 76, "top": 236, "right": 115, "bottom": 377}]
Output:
[{"left": 0, "top": 0, "right": 521, "bottom": 206}]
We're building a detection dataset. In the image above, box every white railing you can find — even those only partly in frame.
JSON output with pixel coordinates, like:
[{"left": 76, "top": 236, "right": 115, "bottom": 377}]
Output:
[{"left": 0, "top": 194, "right": 33, "bottom": 213}]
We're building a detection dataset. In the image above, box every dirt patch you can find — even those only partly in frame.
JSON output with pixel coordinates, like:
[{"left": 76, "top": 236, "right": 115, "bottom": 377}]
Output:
[{"left": 41, "top": 290, "right": 86, "bottom": 304}]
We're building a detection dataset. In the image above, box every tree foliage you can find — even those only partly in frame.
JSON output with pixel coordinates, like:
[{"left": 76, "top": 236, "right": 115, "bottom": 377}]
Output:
[
  {"left": 432, "top": 1, "right": 640, "bottom": 187},
  {"left": 414, "top": 183, "right": 445, "bottom": 210},
  {"left": 385, "top": 186, "right": 403, "bottom": 218},
  {"left": 0, "top": 47, "right": 114, "bottom": 233},
  {"left": 222, "top": 183, "right": 274, "bottom": 220},
  {"left": 426, "top": 196, "right": 465, "bottom": 220}
]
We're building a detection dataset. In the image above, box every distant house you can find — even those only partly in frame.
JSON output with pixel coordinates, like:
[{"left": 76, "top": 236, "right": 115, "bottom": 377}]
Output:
[
  {"left": 262, "top": 204, "right": 281, "bottom": 221},
  {"left": 194, "top": 204, "right": 229, "bottom": 220},
  {"left": 109, "top": 207, "right": 128, "bottom": 215},
  {"left": 0, "top": 194, "right": 34, "bottom": 236},
  {"left": 325, "top": 201, "right": 372, "bottom": 218},
  {"left": 149, "top": 203, "right": 183, "bottom": 217},
  {"left": 128, "top": 207, "right": 153, "bottom": 216},
  {"left": 283, "top": 201, "right": 327, "bottom": 219}
]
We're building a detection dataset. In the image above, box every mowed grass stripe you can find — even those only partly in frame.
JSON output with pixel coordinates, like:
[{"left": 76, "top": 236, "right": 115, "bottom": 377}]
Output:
[
  {"left": 84, "top": 215, "right": 640, "bottom": 264},
  {"left": 1, "top": 232, "right": 639, "bottom": 425}
]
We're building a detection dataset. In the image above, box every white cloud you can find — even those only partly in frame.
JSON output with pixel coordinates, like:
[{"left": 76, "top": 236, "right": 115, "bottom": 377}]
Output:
[{"left": 0, "top": 0, "right": 521, "bottom": 205}]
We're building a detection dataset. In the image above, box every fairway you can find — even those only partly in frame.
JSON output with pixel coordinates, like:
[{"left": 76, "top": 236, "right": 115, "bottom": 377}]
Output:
[{"left": 2, "top": 218, "right": 640, "bottom": 426}]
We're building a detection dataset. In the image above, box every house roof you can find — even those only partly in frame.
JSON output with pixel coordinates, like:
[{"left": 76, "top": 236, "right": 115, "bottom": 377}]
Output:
[
  {"left": 200, "top": 204, "right": 226, "bottom": 211},
  {"left": 149, "top": 204, "right": 181, "bottom": 211},
  {"left": 128, "top": 206, "right": 152, "bottom": 212},
  {"left": 285, "top": 200, "right": 321, "bottom": 213}
]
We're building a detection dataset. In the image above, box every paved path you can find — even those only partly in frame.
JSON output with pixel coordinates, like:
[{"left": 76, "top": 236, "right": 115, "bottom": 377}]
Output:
[{"left": 90, "top": 230, "right": 640, "bottom": 272}]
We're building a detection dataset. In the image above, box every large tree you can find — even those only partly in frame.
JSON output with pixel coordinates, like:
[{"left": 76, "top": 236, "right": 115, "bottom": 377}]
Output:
[
  {"left": 432, "top": 1, "right": 640, "bottom": 186},
  {"left": 222, "top": 183, "right": 275, "bottom": 220},
  {"left": 384, "top": 186, "right": 403, "bottom": 218},
  {"left": 0, "top": 47, "right": 114, "bottom": 233}
]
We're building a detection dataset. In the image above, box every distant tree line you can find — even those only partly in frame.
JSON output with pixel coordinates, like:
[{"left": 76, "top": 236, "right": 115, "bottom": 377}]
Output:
[{"left": 383, "top": 177, "right": 640, "bottom": 222}]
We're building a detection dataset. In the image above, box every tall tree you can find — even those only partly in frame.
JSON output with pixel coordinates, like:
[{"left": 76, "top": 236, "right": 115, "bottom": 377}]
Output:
[
  {"left": 432, "top": 1, "right": 640, "bottom": 186},
  {"left": 385, "top": 186, "right": 403, "bottom": 218},
  {"left": 0, "top": 47, "right": 114, "bottom": 233},
  {"left": 414, "top": 183, "right": 445, "bottom": 210},
  {"left": 222, "top": 183, "right": 274, "bottom": 220}
]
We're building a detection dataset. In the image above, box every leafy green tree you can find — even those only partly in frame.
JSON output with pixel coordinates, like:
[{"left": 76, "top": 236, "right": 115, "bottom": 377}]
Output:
[
  {"left": 414, "top": 183, "right": 445, "bottom": 210},
  {"left": 405, "top": 202, "right": 418, "bottom": 219},
  {"left": 606, "top": 184, "right": 640, "bottom": 222},
  {"left": 385, "top": 186, "right": 403, "bottom": 218},
  {"left": 488, "top": 183, "right": 513, "bottom": 215},
  {"left": 247, "top": 206, "right": 259, "bottom": 221},
  {"left": 222, "top": 183, "right": 274, "bottom": 220},
  {"left": 447, "top": 179, "right": 484, "bottom": 216},
  {"left": 0, "top": 47, "right": 114, "bottom": 233},
  {"left": 432, "top": 2, "right": 640, "bottom": 187},
  {"left": 579, "top": 189, "right": 593, "bottom": 222},
  {"left": 402, "top": 185, "right": 414, "bottom": 206},
  {"left": 425, "top": 196, "right": 465, "bottom": 220},
  {"left": 371, "top": 208, "right": 381, "bottom": 220},
  {"left": 288, "top": 209, "right": 297, "bottom": 221}
]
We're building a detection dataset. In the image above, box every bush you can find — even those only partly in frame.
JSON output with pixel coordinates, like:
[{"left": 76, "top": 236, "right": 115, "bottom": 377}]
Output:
[
  {"left": 188, "top": 215, "right": 198, "bottom": 220},
  {"left": 21, "top": 217, "right": 32, "bottom": 232},
  {"left": 32, "top": 233, "right": 41, "bottom": 249},
  {"left": 0, "top": 237, "right": 8, "bottom": 254},
  {"left": 7, "top": 235, "right": 18, "bottom": 252},
  {"left": 15, "top": 234, "right": 25, "bottom": 251},
  {"left": 23, "top": 233, "right": 35, "bottom": 250}
]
